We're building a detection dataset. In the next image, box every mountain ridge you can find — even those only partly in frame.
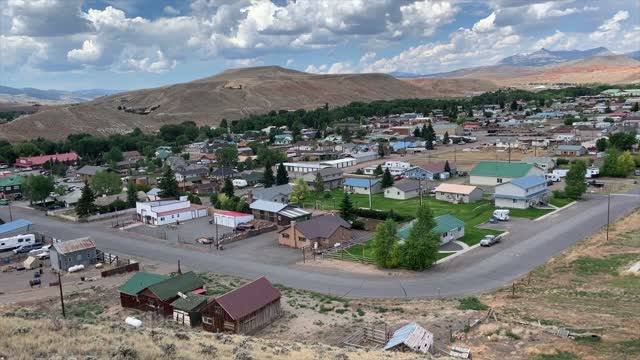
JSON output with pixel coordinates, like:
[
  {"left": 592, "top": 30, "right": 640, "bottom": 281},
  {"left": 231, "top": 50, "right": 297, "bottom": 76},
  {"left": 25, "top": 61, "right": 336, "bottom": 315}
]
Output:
[{"left": 0, "top": 86, "right": 123, "bottom": 104}]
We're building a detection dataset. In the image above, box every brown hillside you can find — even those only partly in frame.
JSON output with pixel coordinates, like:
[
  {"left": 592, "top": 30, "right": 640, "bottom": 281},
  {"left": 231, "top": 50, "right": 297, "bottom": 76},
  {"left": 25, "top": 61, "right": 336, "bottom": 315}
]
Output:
[
  {"left": 403, "top": 78, "right": 498, "bottom": 96},
  {"left": 0, "top": 66, "right": 432, "bottom": 141}
]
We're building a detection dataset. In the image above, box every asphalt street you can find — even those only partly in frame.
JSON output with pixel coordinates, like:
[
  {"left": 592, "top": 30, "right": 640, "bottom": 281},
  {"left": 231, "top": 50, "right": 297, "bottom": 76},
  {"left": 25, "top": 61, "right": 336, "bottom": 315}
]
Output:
[{"left": 1, "top": 186, "right": 638, "bottom": 299}]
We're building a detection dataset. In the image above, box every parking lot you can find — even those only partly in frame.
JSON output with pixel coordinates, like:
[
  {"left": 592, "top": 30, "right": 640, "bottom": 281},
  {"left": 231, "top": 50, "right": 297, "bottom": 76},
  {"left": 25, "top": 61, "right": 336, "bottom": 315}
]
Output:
[{"left": 125, "top": 216, "right": 235, "bottom": 245}]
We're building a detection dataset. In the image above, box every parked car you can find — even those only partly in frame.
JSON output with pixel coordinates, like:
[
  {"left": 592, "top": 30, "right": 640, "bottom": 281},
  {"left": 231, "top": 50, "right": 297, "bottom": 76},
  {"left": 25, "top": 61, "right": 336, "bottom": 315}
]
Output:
[
  {"left": 235, "top": 223, "right": 255, "bottom": 232},
  {"left": 0, "top": 164, "right": 9, "bottom": 169},
  {"left": 13, "top": 243, "right": 44, "bottom": 254},
  {"left": 0, "top": 199, "right": 9, "bottom": 206},
  {"left": 29, "top": 244, "right": 51, "bottom": 255},
  {"left": 635, "top": 169, "right": 640, "bottom": 176},
  {"left": 480, "top": 235, "right": 500, "bottom": 247},
  {"left": 197, "top": 237, "right": 213, "bottom": 244}
]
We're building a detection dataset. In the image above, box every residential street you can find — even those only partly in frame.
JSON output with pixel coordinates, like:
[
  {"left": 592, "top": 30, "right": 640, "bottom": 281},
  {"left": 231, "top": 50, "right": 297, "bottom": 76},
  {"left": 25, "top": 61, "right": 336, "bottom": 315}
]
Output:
[{"left": 1, "top": 186, "right": 638, "bottom": 299}]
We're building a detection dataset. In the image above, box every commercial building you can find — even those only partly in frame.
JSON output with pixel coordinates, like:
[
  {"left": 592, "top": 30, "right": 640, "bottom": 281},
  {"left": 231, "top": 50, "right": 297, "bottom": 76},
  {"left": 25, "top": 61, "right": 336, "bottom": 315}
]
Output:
[
  {"left": 136, "top": 197, "right": 208, "bottom": 225},
  {"left": 469, "top": 161, "right": 545, "bottom": 186},
  {"left": 15, "top": 152, "right": 79, "bottom": 169}
]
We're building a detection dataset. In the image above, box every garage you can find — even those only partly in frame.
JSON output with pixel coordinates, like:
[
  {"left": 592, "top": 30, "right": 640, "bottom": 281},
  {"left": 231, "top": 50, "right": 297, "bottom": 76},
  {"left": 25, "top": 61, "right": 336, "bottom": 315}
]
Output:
[{"left": 213, "top": 210, "right": 254, "bottom": 228}]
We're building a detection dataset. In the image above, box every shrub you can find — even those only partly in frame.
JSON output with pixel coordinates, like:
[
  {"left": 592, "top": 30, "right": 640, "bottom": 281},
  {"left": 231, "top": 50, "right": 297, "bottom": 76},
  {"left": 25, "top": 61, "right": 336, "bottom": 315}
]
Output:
[
  {"left": 352, "top": 208, "right": 412, "bottom": 222},
  {"left": 556, "top": 158, "right": 570, "bottom": 166},
  {"left": 351, "top": 220, "right": 366, "bottom": 230},
  {"left": 457, "top": 297, "right": 488, "bottom": 311},
  {"left": 552, "top": 190, "right": 566, "bottom": 199}
]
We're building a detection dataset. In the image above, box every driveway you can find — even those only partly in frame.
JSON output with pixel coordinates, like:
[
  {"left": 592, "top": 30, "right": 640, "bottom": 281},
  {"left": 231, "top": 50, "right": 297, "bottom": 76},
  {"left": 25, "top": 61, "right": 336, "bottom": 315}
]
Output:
[{"left": 0, "top": 186, "right": 638, "bottom": 299}]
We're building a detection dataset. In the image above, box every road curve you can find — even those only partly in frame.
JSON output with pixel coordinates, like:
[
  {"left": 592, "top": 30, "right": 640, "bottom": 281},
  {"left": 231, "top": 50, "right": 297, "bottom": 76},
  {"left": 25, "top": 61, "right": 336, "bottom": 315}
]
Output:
[{"left": 1, "top": 186, "right": 637, "bottom": 299}]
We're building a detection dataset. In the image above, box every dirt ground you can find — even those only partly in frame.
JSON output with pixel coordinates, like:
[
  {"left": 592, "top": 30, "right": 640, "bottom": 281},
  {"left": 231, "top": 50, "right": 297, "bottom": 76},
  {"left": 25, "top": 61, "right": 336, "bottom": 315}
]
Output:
[
  {"left": 0, "top": 210, "right": 638, "bottom": 359},
  {"left": 411, "top": 147, "right": 554, "bottom": 171}
]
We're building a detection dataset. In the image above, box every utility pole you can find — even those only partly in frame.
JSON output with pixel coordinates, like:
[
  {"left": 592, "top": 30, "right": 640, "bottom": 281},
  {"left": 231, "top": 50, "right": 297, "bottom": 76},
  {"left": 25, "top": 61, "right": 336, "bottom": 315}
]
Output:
[
  {"left": 418, "top": 179, "right": 423, "bottom": 206},
  {"left": 8, "top": 201, "right": 13, "bottom": 222},
  {"left": 58, "top": 272, "right": 65, "bottom": 318},
  {"left": 368, "top": 177, "right": 372, "bottom": 210},
  {"left": 606, "top": 191, "right": 611, "bottom": 242}
]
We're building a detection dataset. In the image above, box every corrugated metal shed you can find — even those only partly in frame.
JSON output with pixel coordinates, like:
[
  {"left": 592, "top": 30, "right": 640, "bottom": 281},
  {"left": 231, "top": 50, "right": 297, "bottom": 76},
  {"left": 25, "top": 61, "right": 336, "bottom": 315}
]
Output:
[
  {"left": 249, "top": 199, "right": 288, "bottom": 213},
  {"left": 0, "top": 219, "right": 33, "bottom": 235},
  {"left": 278, "top": 206, "right": 310, "bottom": 219},
  {"left": 52, "top": 237, "right": 96, "bottom": 254}
]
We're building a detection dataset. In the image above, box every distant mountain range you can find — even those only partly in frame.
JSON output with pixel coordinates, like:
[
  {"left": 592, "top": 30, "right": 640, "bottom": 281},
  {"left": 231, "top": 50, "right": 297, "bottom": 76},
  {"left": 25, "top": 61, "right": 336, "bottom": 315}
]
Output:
[
  {"left": 390, "top": 47, "right": 640, "bottom": 78},
  {"left": 0, "top": 86, "right": 122, "bottom": 104}
]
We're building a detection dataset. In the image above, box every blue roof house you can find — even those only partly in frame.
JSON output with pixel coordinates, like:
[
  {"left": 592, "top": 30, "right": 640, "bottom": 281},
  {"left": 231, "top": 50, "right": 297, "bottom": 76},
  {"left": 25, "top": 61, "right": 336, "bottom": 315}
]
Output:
[
  {"left": 343, "top": 176, "right": 383, "bottom": 195},
  {"left": 494, "top": 176, "right": 549, "bottom": 209}
]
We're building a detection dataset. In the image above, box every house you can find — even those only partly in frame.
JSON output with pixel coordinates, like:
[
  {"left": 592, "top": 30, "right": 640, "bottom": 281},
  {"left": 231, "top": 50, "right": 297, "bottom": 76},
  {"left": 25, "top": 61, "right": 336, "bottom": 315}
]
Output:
[
  {"left": 251, "top": 184, "right": 292, "bottom": 203},
  {"left": 494, "top": 176, "right": 549, "bottom": 209},
  {"left": 136, "top": 197, "right": 208, "bottom": 225},
  {"left": 555, "top": 145, "right": 587, "bottom": 157},
  {"left": 240, "top": 171, "right": 264, "bottom": 185},
  {"left": 422, "top": 161, "right": 456, "bottom": 180},
  {"left": 344, "top": 151, "right": 378, "bottom": 163},
  {"left": 391, "top": 137, "right": 424, "bottom": 151},
  {"left": 77, "top": 165, "right": 110, "bottom": 181},
  {"left": 50, "top": 237, "right": 97, "bottom": 271},
  {"left": 277, "top": 214, "right": 352, "bottom": 249},
  {"left": 301, "top": 168, "right": 344, "bottom": 190},
  {"left": 274, "top": 134, "right": 293, "bottom": 145},
  {"left": 136, "top": 271, "right": 205, "bottom": 317},
  {"left": 469, "top": 161, "right": 545, "bottom": 186},
  {"left": 434, "top": 184, "right": 482, "bottom": 204},
  {"left": 0, "top": 175, "right": 23, "bottom": 199},
  {"left": 522, "top": 157, "right": 556, "bottom": 171},
  {"left": 384, "top": 180, "right": 421, "bottom": 200},
  {"left": 201, "top": 277, "right": 282, "bottom": 335},
  {"left": 116, "top": 150, "right": 143, "bottom": 169},
  {"left": 364, "top": 160, "right": 411, "bottom": 176},
  {"left": 384, "top": 322, "right": 434, "bottom": 354},
  {"left": 119, "top": 272, "right": 170, "bottom": 310},
  {"left": 249, "top": 199, "right": 311, "bottom": 226},
  {"left": 14, "top": 152, "right": 79, "bottom": 169},
  {"left": 175, "top": 166, "right": 209, "bottom": 183},
  {"left": 210, "top": 167, "right": 238, "bottom": 179},
  {"left": 166, "top": 156, "right": 188, "bottom": 171},
  {"left": 433, "top": 214, "right": 465, "bottom": 244},
  {"left": 55, "top": 189, "right": 82, "bottom": 208},
  {"left": 343, "top": 176, "right": 383, "bottom": 195},
  {"left": 213, "top": 210, "right": 254, "bottom": 228},
  {"left": 146, "top": 188, "right": 162, "bottom": 201},
  {"left": 172, "top": 293, "right": 208, "bottom": 327}
]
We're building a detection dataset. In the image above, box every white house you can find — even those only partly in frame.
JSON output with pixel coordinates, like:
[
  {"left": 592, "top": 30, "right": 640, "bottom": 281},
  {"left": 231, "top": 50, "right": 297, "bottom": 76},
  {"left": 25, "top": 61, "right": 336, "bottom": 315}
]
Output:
[
  {"left": 136, "top": 197, "right": 208, "bottom": 225},
  {"left": 282, "top": 162, "right": 327, "bottom": 174},
  {"left": 364, "top": 160, "right": 411, "bottom": 176},
  {"left": 434, "top": 183, "right": 483, "bottom": 204},
  {"left": 494, "top": 176, "right": 549, "bottom": 209},
  {"left": 213, "top": 210, "right": 254, "bottom": 228},
  {"left": 384, "top": 180, "right": 421, "bottom": 200}
]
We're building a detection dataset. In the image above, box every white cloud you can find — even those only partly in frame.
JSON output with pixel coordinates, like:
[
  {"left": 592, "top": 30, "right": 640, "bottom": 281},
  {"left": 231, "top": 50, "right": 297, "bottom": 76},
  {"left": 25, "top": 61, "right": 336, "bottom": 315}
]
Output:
[
  {"left": 118, "top": 50, "right": 176, "bottom": 73},
  {"left": 67, "top": 39, "right": 102, "bottom": 62},
  {"left": 0, "top": 35, "right": 48, "bottom": 69},
  {"left": 534, "top": 30, "right": 565, "bottom": 49},
  {"left": 286, "top": 59, "right": 294, "bottom": 66},
  {"left": 472, "top": 12, "right": 496, "bottom": 33},
  {"left": 163, "top": 5, "right": 180, "bottom": 16},
  {"left": 590, "top": 10, "right": 629, "bottom": 41}
]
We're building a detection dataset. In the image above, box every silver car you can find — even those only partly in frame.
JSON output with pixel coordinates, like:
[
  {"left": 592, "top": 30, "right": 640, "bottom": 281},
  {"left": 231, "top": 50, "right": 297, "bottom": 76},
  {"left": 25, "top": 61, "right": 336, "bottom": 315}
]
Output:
[{"left": 480, "top": 235, "right": 500, "bottom": 247}]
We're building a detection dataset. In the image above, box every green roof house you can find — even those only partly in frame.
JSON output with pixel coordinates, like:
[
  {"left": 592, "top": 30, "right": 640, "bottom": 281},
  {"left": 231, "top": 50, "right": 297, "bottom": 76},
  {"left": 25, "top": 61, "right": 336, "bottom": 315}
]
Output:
[
  {"left": 118, "top": 272, "right": 169, "bottom": 309},
  {"left": 470, "top": 161, "right": 544, "bottom": 186},
  {"left": 130, "top": 271, "right": 205, "bottom": 316},
  {"left": 0, "top": 175, "right": 24, "bottom": 199},
  {"left": 171, "top": 293, "right": 208, "bottom": 327},
  {"left": 398, "top": 214, "right": 465, "bottom": 245}
]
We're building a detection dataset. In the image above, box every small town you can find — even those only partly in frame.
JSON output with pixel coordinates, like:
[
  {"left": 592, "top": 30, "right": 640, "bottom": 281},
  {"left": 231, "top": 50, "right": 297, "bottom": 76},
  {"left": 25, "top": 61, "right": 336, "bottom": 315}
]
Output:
[{"left": 0, "top": 1, "right": 639, "bottom": 360}]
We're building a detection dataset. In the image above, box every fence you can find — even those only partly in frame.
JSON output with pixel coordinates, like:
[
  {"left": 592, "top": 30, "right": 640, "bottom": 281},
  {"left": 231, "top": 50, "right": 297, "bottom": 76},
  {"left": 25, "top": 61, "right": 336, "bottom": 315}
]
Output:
[
  {"left": 321, "top": 239, "right": 375, "bottom": 264},
  {"left": 96, "top": 250, "right": 132, "bottom": 267},
  {"left": 341, "top": 324, "right": 389, "bottom": 349},
  {"left": 101, "top": 262, "right": 139, "bottom": 277}
]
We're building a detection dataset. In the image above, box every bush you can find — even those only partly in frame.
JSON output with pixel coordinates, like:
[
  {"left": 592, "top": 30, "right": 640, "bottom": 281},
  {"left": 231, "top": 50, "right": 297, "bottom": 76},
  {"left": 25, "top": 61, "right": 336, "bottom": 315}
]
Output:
[
  {"left": 352, "top": 208, "right": 412, "bottom": 222},
  {"left": 556, "top": 158, "right": 570, "bottom": 166},
  {"left": 351, "top": 220, "right": 366, "bottom": 230},
  {"left": 552, "top": 190, "right": 566, "bottom": 199}
]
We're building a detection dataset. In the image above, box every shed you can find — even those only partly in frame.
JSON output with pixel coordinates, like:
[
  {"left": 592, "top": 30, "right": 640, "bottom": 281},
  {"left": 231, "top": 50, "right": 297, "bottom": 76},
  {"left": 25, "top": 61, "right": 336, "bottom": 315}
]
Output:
[
  {"left": 171, "top": 293, "right": 208, "bottom": 327},
  {"left": 118, "top": 272, "right": 169, "bottom": 310},
  {"left": 137, "top": 271, "right": 205, "bottom": 316},
  {"left": 50, "top": 237, "right": 97, "bottom": 271},
  {"left": 23, "top": 256, "right": 44, "bottom": 270},
  {"left": 202, "top": 277, "right": 281, "bottom": 334},
  {"left": 470, "top": 161, "right": 544, "bottom": 186},
  {"left": 384, "top": 322, "right": 434, "bottom": 354},
  {"left": 213, "top": 210, "right": 254, "bottom": 228}
]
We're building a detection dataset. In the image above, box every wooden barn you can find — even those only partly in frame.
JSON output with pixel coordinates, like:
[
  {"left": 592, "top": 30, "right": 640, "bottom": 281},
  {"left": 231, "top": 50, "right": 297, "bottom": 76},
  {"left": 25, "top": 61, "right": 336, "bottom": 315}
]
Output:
[
  {"left": 118, "top": 272, "right": 169, "bottom": 310},
  {"left": 132, "top": 271, "right": 204, "bottom": 317},
  {"left": 201, "top": 277, "right": 281, "bottom": 334},
  {"left": 171, "top": 293, "right": 208, "bottom": 327}
]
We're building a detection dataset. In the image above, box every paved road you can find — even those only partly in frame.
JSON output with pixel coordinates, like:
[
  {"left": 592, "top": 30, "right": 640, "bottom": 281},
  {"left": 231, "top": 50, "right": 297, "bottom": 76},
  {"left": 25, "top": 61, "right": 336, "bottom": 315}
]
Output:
[{"left": 1, "top": 187, "right": 638, "bottom": 299}]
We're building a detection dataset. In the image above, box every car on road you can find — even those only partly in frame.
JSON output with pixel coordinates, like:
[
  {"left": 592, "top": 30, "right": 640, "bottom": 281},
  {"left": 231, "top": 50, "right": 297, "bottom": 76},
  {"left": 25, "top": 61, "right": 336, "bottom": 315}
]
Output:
[
  {"left": 13, "top": 243, "right": 44, "bottom": 254},
  {"left": 480, "top": 235, "right": 500, "bottom": 247},
  {"left": 0, "top": 199, "right": 9, "bottom": 205}
]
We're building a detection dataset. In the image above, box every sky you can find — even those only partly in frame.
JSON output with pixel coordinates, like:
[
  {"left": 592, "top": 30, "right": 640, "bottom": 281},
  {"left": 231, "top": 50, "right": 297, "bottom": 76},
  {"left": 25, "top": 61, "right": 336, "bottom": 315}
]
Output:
[{"left": 1, "top": 0, "right": 639, "bottom": 91}]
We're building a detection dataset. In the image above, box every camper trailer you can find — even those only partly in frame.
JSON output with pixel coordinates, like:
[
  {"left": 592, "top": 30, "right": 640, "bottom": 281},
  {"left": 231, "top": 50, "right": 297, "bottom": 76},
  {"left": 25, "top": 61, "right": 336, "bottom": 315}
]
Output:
[
  {"left": 552, "top": 169, "right": 569, "bottom": 178},
  {"left": 0, "top": 234, "right": 37, "bottom": 252},
  {"left": 545, "top": 173, "right": 561, "bottom": 182},
  {"left": 232, "top": 179, "right": 248, "bottom": 188},
  {"left": 493, "top": 209, "right": 510, "bottom": 221},
  {"left": 585, "top": 168, "right": 600, "bottom": 179}
]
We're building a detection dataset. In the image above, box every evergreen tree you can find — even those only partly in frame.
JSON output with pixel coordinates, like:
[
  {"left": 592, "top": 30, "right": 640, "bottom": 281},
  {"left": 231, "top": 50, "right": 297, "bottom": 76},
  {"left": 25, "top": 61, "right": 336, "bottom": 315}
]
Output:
[
  {"left": 126, "top": 180, "right": 137, "bottom": 208},
  {"left": 222, "top": 178, "right": 235, "bottom": 198},
  {"left": 313, "top": 171, "right": 324, "bottom": 193},
  {"left": 373, "top": 164, "right": 384, "bottom": 176},
  {"left": 444, "top": 160, "right": 451, "bottom": 174},
  {"left": 76, "top": 182, "right": 96, "bottom": 218},
  {"left": 632, "top": 102, "right": 639, "bottom": 112},
  {"left": 372, "top": 218, "right": 399, "bottom": 268},
  {"left": 510, "top": 100, "right": 518, "bottom": 111},
  {"left": 159, "top": 166, "right": 180, "bottom": 199},
  {"left": 413, "top": 127, "right": 421, "bottom": 137},
  {"left": 276, "top": 162, "right": 289, "bottom": 185},
  {"left": 377, "top": 142, "right": 386, "bottom": 158},
  {"left": 381, "top": 168, "right": 394, "bottom": 188},
  {"left": 424, "top": 123, "right": 435, "bottom": 150},
  {"left": 400, "top": 205, "right": 440, "bottom": 270},
  {"left": 263, "top": 162, "right": 275, "bottom": 188},
  {"left": 443, "top": 131, "right": 450, "bottom": 145},
  {"left": 339, "top": 192, "right": 355, "bottom": 222},
  {"left": 565, "top": 160, "right": 587, "bottom": 200}
]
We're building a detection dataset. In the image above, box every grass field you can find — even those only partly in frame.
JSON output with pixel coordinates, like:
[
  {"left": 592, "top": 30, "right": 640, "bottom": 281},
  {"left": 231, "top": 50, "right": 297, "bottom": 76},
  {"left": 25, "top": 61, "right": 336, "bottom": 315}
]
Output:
[
  {"left": 340, "top": 242, "right": 453, "bottom": 263},
  {"left": 507, "top": 207, "right": 552, "bottom": 220},
  {"left": 302, "top": 189, "right": 502, "bottom": 245},
  {"left": 549, "top": 197, "right": 574, "bottom": 208}
]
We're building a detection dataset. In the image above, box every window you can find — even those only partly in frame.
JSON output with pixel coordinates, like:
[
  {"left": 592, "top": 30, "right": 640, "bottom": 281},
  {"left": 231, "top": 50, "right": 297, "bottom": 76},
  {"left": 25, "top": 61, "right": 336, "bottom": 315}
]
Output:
[
  {"left": 397, "top": 191, "right": 400, "bottom": 195},
  {"left": 202, "top": 317, "right": 213, "bottom": 325},
  {"left": 299, "top": 237, "right": 306, "bottom": 242},
  {"left": 497, "top": 178, "right": 503, "bottom": 183},
  {"left": 160, "top": 217, "right": 165, "bottom": 221},
  {"left": 442, "top": 232, "right": 447, "bottom": 237},
  {"left": 512, "top": 199, "right": 517, "bottom": 203},
  {"left": 18, "top": 239, "right": 23, "bottom": 243},
  {"left": 282, "top": 233, "right": 290, "bottom": 238}
]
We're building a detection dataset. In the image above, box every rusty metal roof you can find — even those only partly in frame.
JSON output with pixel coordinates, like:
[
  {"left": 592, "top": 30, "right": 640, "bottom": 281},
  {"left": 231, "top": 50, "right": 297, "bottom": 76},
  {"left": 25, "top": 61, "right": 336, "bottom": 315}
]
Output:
[
  {"left": 215, "top": 277, "right": 280, "bottom": 320},
  {"left": 52, "top": 237, "right": 96, "bottom": 254}
]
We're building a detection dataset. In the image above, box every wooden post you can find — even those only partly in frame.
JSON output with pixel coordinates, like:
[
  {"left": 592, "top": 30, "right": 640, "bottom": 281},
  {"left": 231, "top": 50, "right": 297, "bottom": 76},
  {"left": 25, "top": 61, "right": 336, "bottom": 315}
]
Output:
[
  {"left": 302, "top": 247, "right": 305, "bottom": 264},
  {"left": 527, "top": 272, "right": 532, "bottom": 286},
  {"left": 58, "top": 272, "right": 65, "bottom": 318},
  {"left": 512, "top": 282, "right": 515, "bottom": 297}
]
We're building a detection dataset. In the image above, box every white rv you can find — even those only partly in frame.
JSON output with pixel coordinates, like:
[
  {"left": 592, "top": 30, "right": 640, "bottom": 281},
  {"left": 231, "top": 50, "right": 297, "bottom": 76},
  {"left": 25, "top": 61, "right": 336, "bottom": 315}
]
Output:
[
  {"left": 585, "top": 168, "right": 600, "bottom": 179},
  {"left": 553, "top": 169, "right": 569, "bottom": 178},
  {"left": 545, "top": 173, "right": 560, "bottom": 182},
  {"left": 492, "top": 209, "right": 510, "bottom": 221},
  {"left": 232, "top": 179, "right": 248, "bottom": 188},
  {"left": 0, "top": 234, "right": 37, "bottom": 252}
]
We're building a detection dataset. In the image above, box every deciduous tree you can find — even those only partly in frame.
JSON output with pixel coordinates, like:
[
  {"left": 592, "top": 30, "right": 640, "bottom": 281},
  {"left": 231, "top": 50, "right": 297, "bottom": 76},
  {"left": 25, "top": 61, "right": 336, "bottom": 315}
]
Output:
[
  {"left": 289, "top": 178, "right": 309, "bottom": 203},
  {"left": 90, "top": 171, "right": 122, "bottom": 196},
  {"left": 401, "top": 204, "right": 440, "bottom": 270},
  {"left": 372, "top": 218, "right": 400, "bottom": 268},
  {"left": 564, "top": 160, "right": 587, "bottom": 199}
]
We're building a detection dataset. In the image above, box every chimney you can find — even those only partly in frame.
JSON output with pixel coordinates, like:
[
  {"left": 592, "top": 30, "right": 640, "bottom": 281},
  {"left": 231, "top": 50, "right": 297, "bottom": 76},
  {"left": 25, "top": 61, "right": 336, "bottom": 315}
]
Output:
[{"left": 247, "top": 190, "right": 254, "bottom": 204}]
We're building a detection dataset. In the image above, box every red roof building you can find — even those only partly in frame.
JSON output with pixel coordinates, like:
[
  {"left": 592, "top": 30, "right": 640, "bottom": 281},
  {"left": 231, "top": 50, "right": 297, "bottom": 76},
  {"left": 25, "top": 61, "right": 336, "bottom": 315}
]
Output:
[{"left": 15, "top": 152, "right": 79, "bottom": 168}]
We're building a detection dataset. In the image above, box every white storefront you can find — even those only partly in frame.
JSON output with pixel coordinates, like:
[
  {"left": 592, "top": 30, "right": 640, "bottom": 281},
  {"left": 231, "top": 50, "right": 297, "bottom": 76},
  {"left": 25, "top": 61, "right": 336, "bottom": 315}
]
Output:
[
  {"left": 213, "top": 210, "right": 254, "bottom": 228},
  {"left": 136, "top": 197, "right": 208, "bottom": 225}
]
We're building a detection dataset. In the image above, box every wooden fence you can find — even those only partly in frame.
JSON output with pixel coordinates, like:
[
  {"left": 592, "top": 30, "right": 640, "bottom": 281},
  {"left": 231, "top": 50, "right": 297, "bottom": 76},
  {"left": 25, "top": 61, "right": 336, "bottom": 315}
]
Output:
[
  {"left": 101, "top": 262, "right": 139, "bottom": 277},
  {"left": 96, "top": 250, "right": 131, "bottom": 267},
  {"left": 322, "top": 239, "right": 375, "bottom": 264},
  {"left": 341, "top": 324, "right": 389, "bottom": 349}
]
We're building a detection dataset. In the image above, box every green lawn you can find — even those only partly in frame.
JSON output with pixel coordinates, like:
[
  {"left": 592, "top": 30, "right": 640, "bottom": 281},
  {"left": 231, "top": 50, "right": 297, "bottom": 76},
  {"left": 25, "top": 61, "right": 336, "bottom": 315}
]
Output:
[
  {"left": 507, "top": 207, "right": 552, "bottom": 220},
  {"left": 340, "top": 241, "right": 452, "bottom": 262},
  {"left": 301, "top": 189, "right": 501, "bottom": 246},
  {"left": 549, "top": 197, "right": 574, "bottom": 208}
]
